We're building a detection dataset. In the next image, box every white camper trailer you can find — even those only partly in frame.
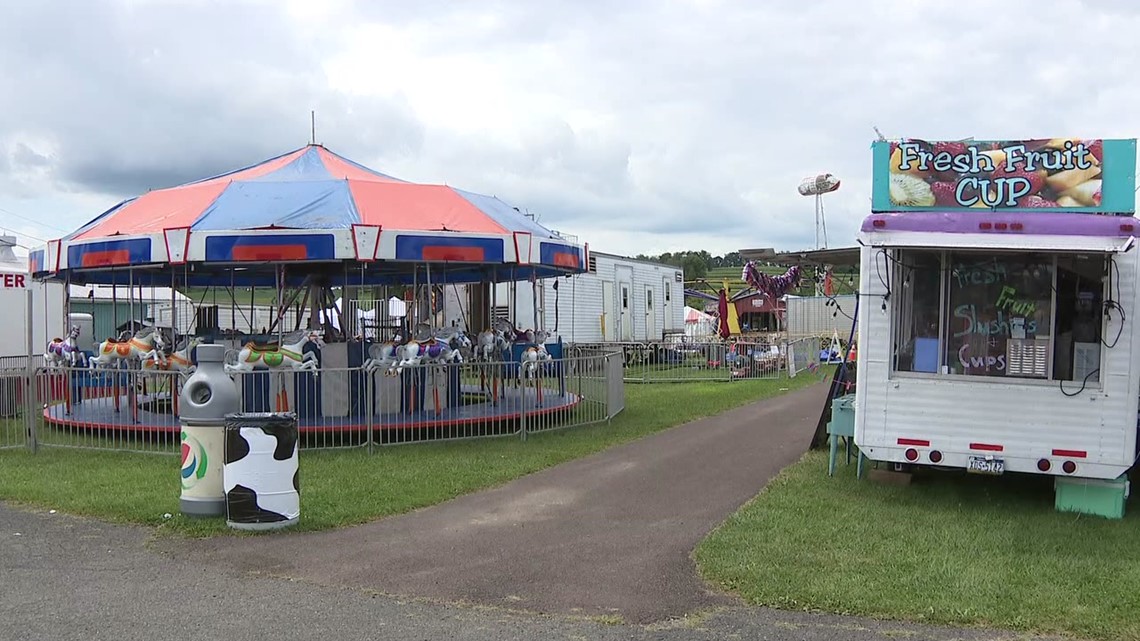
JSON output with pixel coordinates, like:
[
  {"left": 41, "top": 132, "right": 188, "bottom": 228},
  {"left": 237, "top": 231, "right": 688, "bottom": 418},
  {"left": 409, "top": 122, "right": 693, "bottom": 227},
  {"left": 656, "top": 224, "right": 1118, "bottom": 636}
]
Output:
[
  {"left": 854, "top": 212, "right": 1140, "bottom": 494},
  {"left": 444, "top": 252, "right": 685, "bottom": 343},
  {"left": 0, "top": 235, "right": 65, "bottom": 360}
]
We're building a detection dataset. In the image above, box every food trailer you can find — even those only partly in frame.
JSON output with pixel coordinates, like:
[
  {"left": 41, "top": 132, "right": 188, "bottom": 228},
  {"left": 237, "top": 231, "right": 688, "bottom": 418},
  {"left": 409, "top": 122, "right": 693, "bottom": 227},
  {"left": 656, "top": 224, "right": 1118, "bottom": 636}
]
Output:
[{"left": 854, "top": 137, "right": 1140, "bottom": 518}]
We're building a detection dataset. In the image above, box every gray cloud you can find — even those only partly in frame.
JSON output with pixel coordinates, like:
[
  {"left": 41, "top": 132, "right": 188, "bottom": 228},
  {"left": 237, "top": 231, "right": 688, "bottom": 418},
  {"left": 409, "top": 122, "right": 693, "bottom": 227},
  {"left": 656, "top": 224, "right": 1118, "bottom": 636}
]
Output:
[
  {"left": 2, "top": 0, "right": 1139, "bottom": 256},
  {"left": 0, "top": 1, "right": 425, "bottom": 197}
]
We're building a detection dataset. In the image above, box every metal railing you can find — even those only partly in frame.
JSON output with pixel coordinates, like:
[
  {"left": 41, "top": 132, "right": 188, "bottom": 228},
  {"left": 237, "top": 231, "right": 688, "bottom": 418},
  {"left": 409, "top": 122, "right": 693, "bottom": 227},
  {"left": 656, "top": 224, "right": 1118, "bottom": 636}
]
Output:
[
  {"left": 569, "top": 339, "right": 793, "bottom": 383},
  {"left": 2, "top": 350, "right": 624, "bottom": 454}
]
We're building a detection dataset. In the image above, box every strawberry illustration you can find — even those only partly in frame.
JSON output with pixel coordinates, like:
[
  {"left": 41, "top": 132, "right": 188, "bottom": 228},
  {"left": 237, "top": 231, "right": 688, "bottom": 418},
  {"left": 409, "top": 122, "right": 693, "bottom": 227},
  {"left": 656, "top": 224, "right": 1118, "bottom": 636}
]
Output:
[
  {"left": 1023, "top": 195, "right": 1059, "bottom": 208},
  {"left": 933, "top": 141, "right": 967, "bottom": 158},
  {"left": 930, "top": 181, "right": 958, "bottom": 206},
  {"left": 1084, "top": 139, "right": 1103, "bottom": 163},
  {"left": 993, "top": 166, "right": 1045, "bottom": 196}
]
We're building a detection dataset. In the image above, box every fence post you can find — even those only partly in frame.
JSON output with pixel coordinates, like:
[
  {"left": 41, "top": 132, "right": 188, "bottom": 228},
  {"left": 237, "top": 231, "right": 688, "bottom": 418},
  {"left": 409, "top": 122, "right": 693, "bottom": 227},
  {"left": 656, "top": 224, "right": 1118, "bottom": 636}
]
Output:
[
  {"left": 25, "top": 289, "right": 37, "bottom": 453},
  {"left": 519, "top": 383, "right": 528, "bottom": 441},
  {"left": 366, "top": 367, "right": 375, "bottom": 454}
]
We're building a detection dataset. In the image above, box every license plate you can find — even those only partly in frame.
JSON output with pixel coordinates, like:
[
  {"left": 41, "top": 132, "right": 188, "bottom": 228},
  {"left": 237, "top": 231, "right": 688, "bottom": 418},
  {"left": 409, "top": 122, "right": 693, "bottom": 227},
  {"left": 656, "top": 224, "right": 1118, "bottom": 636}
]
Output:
[{"left": 967, "top": 456, "right": 1005, "bottom": 475}]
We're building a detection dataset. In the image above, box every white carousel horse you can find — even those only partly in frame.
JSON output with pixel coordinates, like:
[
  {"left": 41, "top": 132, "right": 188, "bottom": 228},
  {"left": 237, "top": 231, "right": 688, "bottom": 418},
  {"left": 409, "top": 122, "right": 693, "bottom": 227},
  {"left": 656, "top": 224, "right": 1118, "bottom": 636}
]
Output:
[
  {"left": 494, "top": 318, "right": 538, "bottom": 344},
  {"left": 387, "top": 329, "right": 473, "bottom": 376},
  {"left": 519, "top": 342, "right": 553, "bottom": 380},
  {"left": 88, "top": 327, "right": 167, "bottom": 369},
  {"left": 434, "top": 329, "right": 473, "bottom": 364},
  {"left": 363, "top": 341, "right": 400, "bottom": 374},
  {"left": 224, "top": 330, "right": 324, "bottom": 377},
  {"left": 142, "top": 336, "right": 202, "bottom": 377},
  {"left": 44, "top": 325, "right": 87, "bottom": 368},
  {"left": 475, "top": 328, "right": 511, "bottom": 362},
  {"left": 362, "top": 331, "right": 409, "bottom": 374}
]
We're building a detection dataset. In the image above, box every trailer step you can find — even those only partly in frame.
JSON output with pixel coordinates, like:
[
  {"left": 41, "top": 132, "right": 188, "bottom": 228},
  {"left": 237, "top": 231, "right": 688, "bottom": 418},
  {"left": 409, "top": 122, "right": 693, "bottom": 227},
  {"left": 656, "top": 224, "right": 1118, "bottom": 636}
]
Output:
[{"left": 1055, "top": 475, "right": 1130, "bottom": 520}]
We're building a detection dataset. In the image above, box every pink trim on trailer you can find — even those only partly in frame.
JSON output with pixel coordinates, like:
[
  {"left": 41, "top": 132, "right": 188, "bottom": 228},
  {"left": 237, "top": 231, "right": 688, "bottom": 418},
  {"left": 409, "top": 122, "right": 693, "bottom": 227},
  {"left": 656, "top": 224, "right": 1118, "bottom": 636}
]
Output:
[
  {"left": 1052, "top": 449, "right": 1088, "bottom": 458},
  {"left": 969, "top": 442, "right": 1004, "bottom": 452}
]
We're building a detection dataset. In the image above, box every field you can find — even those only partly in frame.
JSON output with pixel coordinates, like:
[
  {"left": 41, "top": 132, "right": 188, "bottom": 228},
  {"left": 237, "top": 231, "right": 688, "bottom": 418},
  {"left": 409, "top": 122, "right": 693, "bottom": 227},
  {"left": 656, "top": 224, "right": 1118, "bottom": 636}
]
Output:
[
  {"left": 697, "top": 451, "right": 1140, "bottom": 641},
  {"left": 179, "top": 286, "right": 328, "bottom": 308}
]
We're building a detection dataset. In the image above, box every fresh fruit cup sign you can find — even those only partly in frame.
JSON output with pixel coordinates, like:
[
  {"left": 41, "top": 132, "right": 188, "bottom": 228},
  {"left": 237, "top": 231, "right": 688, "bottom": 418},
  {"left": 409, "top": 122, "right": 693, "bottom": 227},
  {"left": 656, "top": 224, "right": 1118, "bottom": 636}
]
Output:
[{"left": 871, "top": 138, "right": 1136, "bottom": 213}]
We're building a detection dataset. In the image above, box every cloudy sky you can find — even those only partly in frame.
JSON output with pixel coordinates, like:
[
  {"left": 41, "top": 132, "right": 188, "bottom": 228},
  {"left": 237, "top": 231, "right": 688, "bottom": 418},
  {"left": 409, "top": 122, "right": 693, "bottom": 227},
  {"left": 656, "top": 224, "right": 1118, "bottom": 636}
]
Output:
[{"left": 1, "top": 0, "right": 1137, "bottom": 259}]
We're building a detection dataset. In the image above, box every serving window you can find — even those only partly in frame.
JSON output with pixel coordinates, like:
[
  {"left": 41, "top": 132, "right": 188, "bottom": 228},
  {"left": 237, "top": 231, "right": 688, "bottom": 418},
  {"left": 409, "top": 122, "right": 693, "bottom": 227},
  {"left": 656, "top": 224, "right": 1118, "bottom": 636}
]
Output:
[{"left": 891, "top": 249, "right": 1107, "bottom": 383}]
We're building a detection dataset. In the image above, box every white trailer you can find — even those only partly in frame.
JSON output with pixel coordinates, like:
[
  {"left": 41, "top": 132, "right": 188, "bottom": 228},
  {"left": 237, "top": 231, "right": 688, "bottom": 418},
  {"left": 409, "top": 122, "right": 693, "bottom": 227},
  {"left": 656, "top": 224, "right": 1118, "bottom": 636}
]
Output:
[
  {"left": 854, "top": 211, "right": 1140, "bottom": 498},
  {"left": 0, "top": 237, "right": 65, "bottom": 360},
  {"left": 785, "top": 294, "right": 857, "bottom": 339},
  {"left": 443, "top": 252, "right": 685, "bottom": 343}
]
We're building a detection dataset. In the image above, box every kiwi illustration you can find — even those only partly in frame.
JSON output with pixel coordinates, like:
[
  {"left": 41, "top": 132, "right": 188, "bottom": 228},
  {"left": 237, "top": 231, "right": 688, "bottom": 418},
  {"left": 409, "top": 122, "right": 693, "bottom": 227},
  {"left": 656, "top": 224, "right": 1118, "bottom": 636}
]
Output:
[{"left": 889, "top": 172, "right": 936, "bottom": 207}]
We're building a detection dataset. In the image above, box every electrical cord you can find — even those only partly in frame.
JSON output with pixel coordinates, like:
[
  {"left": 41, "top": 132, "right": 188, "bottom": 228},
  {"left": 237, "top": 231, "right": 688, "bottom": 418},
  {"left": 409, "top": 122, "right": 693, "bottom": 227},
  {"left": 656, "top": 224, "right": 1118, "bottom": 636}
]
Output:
[
  {"left": 1060, "top": 366, "right": 1101, "bottom": 397},
  {"left": 1100, "top": 256, "right": 1125, "bottom": 349}
]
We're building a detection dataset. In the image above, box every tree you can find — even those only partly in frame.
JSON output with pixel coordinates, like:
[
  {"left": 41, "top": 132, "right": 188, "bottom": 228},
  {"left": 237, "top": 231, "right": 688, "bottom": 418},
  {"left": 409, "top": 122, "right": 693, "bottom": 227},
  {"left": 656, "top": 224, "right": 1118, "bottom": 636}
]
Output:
[{"left": 680, "top": 253, "right": 708, "bottom": 280}]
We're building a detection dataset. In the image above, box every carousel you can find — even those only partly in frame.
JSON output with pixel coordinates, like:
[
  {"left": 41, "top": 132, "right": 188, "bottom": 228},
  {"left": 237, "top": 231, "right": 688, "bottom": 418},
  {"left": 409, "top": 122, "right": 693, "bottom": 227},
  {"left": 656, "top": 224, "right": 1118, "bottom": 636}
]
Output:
[{"left": 29, "top": 144, "right": 589, "bottom": 434}]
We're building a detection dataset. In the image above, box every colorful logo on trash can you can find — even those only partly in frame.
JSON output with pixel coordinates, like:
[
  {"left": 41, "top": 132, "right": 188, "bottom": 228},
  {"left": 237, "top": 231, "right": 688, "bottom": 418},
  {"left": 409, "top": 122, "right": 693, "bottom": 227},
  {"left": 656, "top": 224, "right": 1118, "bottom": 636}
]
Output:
[{"left": 180, "top": 430, "right": 208, "bottom": 490}]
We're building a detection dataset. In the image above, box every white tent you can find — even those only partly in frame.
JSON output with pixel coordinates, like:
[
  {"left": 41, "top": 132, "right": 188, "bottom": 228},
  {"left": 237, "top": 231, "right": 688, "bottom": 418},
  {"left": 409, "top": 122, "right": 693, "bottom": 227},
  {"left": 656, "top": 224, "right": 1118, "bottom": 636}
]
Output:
[
  {"left": 683, "top": 305, "right": 717, "bottom": 339},
  {"left": 317, "top": 296, "right": 408, "bottom": 339}
]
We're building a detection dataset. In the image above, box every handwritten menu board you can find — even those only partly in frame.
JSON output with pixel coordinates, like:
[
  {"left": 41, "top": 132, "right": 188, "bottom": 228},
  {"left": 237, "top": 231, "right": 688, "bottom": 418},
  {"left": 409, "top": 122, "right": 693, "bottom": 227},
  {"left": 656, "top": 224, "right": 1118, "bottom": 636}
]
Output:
[{"left": 946, "top": 254, "right": 1053, "bottom": 377}]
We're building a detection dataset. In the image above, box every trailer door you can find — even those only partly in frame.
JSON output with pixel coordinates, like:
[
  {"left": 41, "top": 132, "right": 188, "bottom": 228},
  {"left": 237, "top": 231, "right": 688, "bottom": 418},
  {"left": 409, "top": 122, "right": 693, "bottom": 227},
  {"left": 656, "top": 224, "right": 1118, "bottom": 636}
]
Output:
[
  {"left": 616, "top": 265, "right": 634, "bottom": 341},
  {"left": 602, "top": 281, "right": 615, "bottom": 341},
  {"left": 645, "top": 284, "right": 657, "bottom": 340}
]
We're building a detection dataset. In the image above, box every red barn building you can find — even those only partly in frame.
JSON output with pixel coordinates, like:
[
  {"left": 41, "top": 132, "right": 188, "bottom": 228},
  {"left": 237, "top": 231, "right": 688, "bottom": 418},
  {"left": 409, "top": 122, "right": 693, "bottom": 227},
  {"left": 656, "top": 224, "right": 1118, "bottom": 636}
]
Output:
[{"left": 733, "top": 291, "right": 785, "bottom": 333}]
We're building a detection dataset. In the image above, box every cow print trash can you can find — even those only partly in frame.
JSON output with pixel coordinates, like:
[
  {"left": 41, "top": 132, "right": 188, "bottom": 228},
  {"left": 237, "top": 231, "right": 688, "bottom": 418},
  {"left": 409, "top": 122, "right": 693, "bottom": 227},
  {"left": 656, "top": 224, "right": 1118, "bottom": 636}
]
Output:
[{"left": 223, "top": 412, "right": 300, "bottom": 531}]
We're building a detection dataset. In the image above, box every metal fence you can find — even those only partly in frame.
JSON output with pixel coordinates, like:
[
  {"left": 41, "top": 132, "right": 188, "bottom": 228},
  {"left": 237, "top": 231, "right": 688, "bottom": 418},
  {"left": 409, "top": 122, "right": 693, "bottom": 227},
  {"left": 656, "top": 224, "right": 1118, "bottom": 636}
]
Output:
[
  {"left": 0, "top": 350, "right": 625, "bottom": 454},
  {"left": 569, "top": 338, "right": 824, "bottom": 383}
]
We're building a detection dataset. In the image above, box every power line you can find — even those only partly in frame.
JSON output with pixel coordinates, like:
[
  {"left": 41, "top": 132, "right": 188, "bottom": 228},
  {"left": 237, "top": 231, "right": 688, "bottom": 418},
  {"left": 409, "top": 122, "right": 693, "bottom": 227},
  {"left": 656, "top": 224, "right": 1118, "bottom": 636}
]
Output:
[{"left": 0, "top": 204, "right": 72, "bottom": 235}]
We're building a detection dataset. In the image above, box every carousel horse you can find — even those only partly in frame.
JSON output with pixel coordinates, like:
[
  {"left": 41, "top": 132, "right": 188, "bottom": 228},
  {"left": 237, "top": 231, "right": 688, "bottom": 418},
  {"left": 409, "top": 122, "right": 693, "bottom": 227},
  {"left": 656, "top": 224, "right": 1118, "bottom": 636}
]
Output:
[
  {"left": 224, "top": 330, "right": 323, "bottom": 377},
  {"left": 437, "top": 329, "right": 474, "bottom": 363},
  {"left": 44, "top": 325, "right": 87, "bottom": 368},
  {"left": 362, "top": 330, "right": 409, "bottom": 374},
  {"left": 475, "top": 327, "right": 511, "bottom": 362},
  {"left": 518, "top": 341, "right": 553, "bottom": 380},
  {"left": 88, "top": 327, "right": 167, "bottom": 370},
  {"left": 494, "top": 318, "right": 537, "bottom": 344},
  {"left": 142, "top": 336, "right": 202, "bottom": 376},
  {"left": 387, "top": 329, "right": 472, "bottom": 376}
]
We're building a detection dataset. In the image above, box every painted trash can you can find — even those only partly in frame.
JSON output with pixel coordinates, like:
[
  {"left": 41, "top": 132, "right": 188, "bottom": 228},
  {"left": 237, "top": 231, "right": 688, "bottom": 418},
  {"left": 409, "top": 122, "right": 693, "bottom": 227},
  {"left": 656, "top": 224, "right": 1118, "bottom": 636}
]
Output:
[
  {"left": 179, "top": 343, "right": 241, "bottom": 517},
  {"left": 223, "top": 411, "right": 300, "bottom": 530}
]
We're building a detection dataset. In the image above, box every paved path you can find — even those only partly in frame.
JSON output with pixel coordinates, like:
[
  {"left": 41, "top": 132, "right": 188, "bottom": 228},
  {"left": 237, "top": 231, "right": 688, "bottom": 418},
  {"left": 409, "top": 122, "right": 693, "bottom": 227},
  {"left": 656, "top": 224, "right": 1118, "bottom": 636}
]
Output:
[
  {"left": 2, "top": 503, "right": 1062, "bottom": 641},
  {"left": 3, "top": 382, "right": 1067, "bottom": 640},
  {"left": 165, "top": 383, "right": 830, "bottom": 623}
]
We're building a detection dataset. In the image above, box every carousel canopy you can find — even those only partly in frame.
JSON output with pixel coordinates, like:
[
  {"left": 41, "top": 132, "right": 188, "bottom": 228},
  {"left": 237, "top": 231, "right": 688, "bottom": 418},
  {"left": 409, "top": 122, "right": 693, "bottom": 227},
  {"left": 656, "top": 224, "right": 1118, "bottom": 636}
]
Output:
[{"left": 31, "top": 145, "right": 588, "bottom": 287}]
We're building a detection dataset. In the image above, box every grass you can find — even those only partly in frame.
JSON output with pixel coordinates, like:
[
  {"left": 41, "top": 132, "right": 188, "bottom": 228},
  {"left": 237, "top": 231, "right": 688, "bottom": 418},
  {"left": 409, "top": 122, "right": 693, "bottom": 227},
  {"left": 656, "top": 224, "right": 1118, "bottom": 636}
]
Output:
[
  {"left": 0, "top": 372, "right": 826, "bottom": 537},
  {"left": 695, "top": 449, "right": 1140, "bottom": 641}
]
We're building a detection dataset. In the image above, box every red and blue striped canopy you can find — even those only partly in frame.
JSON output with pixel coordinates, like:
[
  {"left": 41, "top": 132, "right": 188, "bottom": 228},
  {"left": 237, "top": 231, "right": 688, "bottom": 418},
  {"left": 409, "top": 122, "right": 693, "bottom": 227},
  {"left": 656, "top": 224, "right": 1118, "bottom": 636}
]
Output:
[{"left": 31, "top": 145, "right": 587, "bottom": 287}]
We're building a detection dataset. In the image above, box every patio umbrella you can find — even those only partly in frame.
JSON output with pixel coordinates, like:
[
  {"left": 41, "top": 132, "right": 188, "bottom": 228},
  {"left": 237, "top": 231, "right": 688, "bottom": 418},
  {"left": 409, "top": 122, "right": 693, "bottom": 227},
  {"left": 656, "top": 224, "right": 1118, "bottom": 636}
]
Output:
[{"left": 717, "top": 289, "right": 730, "bottom": 339}]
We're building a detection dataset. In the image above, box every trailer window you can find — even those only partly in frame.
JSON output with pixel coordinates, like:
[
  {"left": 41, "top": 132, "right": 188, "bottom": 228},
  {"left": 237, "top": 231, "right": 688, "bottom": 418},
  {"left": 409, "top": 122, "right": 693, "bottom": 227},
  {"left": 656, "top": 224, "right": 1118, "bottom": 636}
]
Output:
[
  {"left": 891, "top": 249, "right": 1108, "bottom": 383},
  {"left": 1052, "top": 254, "right": 1107, "bottom": 384},
  {"left": 945, "top": 252, "right": 1053, "bottom": 378},
  {"left": 893, "top": 250, "right": 942, "bottom": 373}
]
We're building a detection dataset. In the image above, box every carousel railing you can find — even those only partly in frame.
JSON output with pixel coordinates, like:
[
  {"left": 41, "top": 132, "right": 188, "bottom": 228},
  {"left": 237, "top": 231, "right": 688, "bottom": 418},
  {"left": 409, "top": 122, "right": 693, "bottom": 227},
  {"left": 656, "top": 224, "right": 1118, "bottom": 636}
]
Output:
[
  {"left": 16, "top": 349, "right": 624, "bottom": 454},
  {"left": 0, "top": 363, "right": 28, "bottom": 450}
]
